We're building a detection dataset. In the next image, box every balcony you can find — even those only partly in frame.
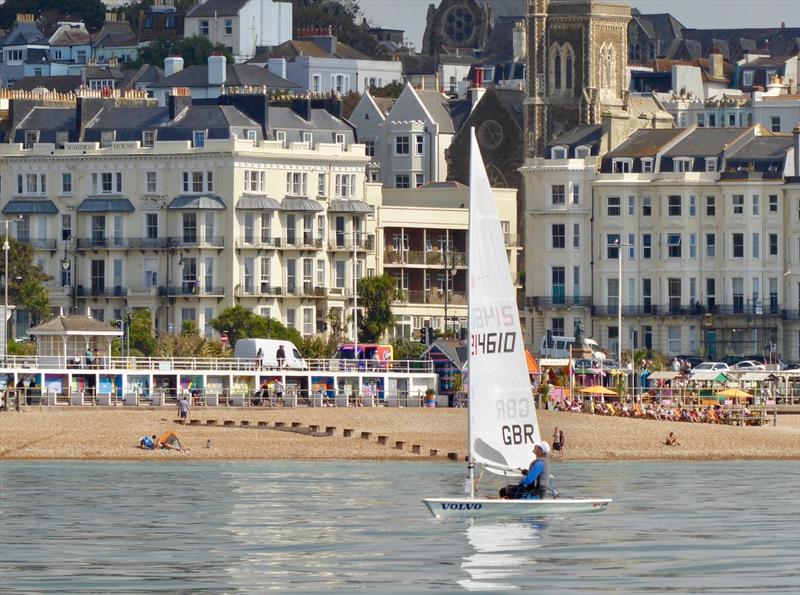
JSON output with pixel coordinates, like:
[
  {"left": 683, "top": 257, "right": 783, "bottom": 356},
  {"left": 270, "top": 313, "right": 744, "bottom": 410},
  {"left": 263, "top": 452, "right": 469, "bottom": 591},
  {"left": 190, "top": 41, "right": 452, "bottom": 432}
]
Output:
[
  {"left": 782, "top": 310, "right": 800, "bottom": 320},
  {"left": 47, "top": 286, "right": 72, "bottom": 298},
  {"left": 395, "top": 289, "right": 467, "bottom": 305},
  {"left": 235, "top": 285, "right": 283, "bottom": 297},
  {"left": 384, "top": 248, "right": 466, "bottom": 266},
  {"left": 169, "top": 236, "right": 225, "bottom": 249},
  {"left": 713, "top": 304, "right": 781, "bottom": 316},
  {"left": 592, "top": 304, "right": 664, "bottom": 317},
  {"left": 236, "top": 236, "right": 281, "bottom": 249},
  {"left": 76, "top": 237, "right": 128, "bottom": 250},
  {"left": 328, "top": 234, "right": 375, "bottom": 252},
  {"left": 127, "top": 237, "right": 169, "bottom": 250},
  {"left": 526, "top": 296, "right": 592, "bottom": 310},
  {"left": 17, "top": 237, "right": 57, "bottom": 250},
  {"left": 285, "top": 284, "right": 329, "bottom": 298},
  {"left": 159, "top": 285, "right": 225, "bottom": 297},
  {"left": 128, "top": 287, "right": 159, "bottom": 298},
  {"left": 284, "top": 236, "right": 325, "bottom": 250},
  {"left": 76, "top": 285, "right": 127, "bottom": 298}
]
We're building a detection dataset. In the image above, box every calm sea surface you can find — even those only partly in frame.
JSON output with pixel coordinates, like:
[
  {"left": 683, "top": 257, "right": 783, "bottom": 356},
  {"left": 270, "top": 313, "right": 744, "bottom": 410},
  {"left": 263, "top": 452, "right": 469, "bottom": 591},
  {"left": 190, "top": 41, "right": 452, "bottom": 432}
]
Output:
[{"left": 1, "top": 460, "right": 798, "bottom": 593}]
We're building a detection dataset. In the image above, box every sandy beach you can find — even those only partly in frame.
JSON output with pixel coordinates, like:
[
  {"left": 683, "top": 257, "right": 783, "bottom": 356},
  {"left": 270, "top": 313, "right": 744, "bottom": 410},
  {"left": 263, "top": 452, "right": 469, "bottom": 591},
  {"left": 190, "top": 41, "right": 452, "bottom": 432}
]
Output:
[{"left": 1, "top": 407, "right": 798, "bottom": 462}]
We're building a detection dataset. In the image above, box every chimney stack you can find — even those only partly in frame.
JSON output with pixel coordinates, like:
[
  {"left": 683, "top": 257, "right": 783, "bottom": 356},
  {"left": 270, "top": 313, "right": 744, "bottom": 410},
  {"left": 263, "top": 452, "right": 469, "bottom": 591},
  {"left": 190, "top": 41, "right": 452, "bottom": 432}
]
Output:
[
  {"left": 208, "top": 54, "right": 226, "bottom": 87},
  {"left": 164, "top": 55, "right": 184, "bottom": 78},
  {"left": 709, "top": 47, "right": 723, "bottom": 80}
]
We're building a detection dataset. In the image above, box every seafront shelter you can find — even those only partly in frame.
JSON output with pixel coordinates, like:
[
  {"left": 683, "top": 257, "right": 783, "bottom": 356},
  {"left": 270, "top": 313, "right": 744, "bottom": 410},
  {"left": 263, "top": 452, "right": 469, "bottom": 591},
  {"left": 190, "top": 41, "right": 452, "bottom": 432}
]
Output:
[{"left": 27, "top": 315, "right": 123, "bottom": 368}]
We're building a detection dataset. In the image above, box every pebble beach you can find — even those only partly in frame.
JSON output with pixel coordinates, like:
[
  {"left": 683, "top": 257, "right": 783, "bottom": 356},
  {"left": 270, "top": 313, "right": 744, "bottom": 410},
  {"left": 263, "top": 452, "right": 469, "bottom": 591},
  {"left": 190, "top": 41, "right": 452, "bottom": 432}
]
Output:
[{"left": 1, "top": 407, "right": 798, "bottom": 462}]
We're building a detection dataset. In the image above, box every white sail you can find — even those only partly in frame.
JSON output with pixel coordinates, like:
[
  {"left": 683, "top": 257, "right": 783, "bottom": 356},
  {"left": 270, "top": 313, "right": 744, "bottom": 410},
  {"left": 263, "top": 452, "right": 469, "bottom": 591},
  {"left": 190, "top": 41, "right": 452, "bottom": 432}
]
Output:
[{"left": 468, "top": 129, "right": 540, "bottom": 474}]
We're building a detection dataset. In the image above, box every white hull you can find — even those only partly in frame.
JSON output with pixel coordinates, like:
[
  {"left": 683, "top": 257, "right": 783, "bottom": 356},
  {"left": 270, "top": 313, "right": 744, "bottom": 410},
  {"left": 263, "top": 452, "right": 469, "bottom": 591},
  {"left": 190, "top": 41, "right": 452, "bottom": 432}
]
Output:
[{"left": 423, "top": 497, "right": 612, "bottom": 519}]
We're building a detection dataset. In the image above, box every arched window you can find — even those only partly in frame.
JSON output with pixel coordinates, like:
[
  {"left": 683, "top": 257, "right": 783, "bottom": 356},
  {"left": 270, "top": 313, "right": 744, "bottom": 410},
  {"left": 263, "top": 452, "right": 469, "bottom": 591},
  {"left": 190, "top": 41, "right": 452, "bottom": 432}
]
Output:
[
  {"left": 565, "top": 50, "right": 574, "bottom": 89},
  {"left": 554, "top": 52, "right": 561, "bottom": 89},
  {"left": 608, "top": 46, "right": 616, "bottom": 90},
  {"left": 599, "top": 47, "right": 607, "bottom": 88}
]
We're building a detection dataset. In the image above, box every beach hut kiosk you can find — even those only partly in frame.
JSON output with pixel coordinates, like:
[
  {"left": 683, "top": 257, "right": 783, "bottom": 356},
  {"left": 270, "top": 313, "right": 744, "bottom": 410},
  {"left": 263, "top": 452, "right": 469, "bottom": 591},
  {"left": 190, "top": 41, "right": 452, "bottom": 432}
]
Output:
[
  {"left": 28, "top": 314, "right": 123, "bottom": 370},
  {"left": 422, "top": 339, "right": 468, "bottom": 407}
]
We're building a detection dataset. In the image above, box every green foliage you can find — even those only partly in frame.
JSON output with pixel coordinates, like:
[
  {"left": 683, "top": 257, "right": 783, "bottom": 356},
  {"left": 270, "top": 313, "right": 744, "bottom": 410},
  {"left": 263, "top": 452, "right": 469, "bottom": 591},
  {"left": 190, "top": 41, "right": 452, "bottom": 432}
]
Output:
[
  {"left": 128, "top": 310, "right": 157, "bottom": 356},
  {"left": 131, "top": 37, "right": 234, "bottom": 69},
  {"left": 181, "top": 319, "right": 199, "bottom": 336},
  {"left": 210, "top": 306, "right": 302, "bottom": 347},
  {"left": 292, "top": 0, "right": 385, "bottom": 58},
  {"left": 0, "top": 239, "right": 51, "bottom": 326},
  {"left": 0, "top": 0, "right": 106, "bottom": 31},
  {"left": 357, "top": 274, "right": 399, "bottom": 342},
  {"left": 391, "top": 339, "right": 424, "bottom": 361},
  {"left": 6, "top": 340, "right": 36, "bottom": 356},
  {"left": 119, "top": 0, "right": 194, "bottom": 29},
  {"left": 299, "top": 334, "right": 339, "bottom": 359},
  {"left": 157, "top": 332, "right": 228, "bottom": 358},
  {"left": 371, "top": 81, "right": 404, "bottom": 98}
]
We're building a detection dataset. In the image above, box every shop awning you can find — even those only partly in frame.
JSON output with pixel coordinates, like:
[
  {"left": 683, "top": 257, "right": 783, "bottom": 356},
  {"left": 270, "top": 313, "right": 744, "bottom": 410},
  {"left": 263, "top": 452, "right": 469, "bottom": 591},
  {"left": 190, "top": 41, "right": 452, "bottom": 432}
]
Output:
[
  {"left": 282, "top": 197, "right": 323, "bottom": 212},
  {"left": 169, "top": 195, "right": 226, "bottom": 210},
  {"left": 2, "top": 199, "right": 59, "bottom": 215},
  {"left": 648, "top": 371, "right": 681, "bottom": 381},
  {"left": 78, "top": 198, "right": 135, "bottom": 213},
  {"left": 525, "top": 351, "right": 539, "bottom": 374},
  {"left": 236, "top": 196, "right": 282, "bottom": 210}
]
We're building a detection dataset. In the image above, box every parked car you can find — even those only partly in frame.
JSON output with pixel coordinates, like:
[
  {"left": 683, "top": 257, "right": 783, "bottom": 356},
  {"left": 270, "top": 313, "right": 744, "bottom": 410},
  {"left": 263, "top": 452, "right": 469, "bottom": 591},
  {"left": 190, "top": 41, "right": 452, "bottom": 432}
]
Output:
[
  {"left": 691, "top": 362, "right": 730, "bottom": 373},
  {"left": 782, "top": 362, "right": 800, "bottom": 371},
  {"left": 730, "top": 360, "right": 766, "bottom": 371}
]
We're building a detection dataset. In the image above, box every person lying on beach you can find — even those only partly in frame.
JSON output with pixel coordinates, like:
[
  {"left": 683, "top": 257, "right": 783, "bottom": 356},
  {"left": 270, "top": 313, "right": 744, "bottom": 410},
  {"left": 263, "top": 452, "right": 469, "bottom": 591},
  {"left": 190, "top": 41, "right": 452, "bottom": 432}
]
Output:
[
  {"left": 665, "top": 432, "right": 680, "bottom": 446},
  {"left": 139, "top": 435, "right": 156, "bottom": 449}
]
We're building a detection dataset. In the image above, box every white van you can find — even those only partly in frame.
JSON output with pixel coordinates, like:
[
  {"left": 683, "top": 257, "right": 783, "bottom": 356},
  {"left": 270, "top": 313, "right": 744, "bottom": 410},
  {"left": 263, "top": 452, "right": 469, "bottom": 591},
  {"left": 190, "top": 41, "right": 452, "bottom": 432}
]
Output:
[
  {"left": 539, "top": 334, "right": 602, "bottom": 359},
  {"left": 234, "top": 339, "right": 308, "bottom": 369}
]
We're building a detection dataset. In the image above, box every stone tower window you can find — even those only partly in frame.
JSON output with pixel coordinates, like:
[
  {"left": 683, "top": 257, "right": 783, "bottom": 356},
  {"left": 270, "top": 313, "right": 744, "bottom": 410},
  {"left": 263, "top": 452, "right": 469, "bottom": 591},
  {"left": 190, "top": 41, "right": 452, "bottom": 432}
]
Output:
[
  {"left": 565, "top": 49, "right": 574, "bottom": 89},
  {"left": 554, "top": 51, "right": 561, "bottom": 89}
]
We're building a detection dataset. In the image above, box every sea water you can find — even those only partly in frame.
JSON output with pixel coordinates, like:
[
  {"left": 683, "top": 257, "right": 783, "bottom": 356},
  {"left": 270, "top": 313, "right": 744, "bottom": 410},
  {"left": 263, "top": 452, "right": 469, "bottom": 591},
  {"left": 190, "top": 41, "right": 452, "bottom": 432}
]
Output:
[{"left": 0, "top": 460, "right": 798, "bottom": 593}]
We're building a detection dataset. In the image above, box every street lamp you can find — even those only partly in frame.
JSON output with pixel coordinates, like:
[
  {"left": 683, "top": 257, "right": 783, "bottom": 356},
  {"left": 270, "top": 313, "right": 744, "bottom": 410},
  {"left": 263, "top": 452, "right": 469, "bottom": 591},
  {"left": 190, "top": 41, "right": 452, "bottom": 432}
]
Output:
[{"left": 2, "top": 215, "right": 23, "bottom": 365}]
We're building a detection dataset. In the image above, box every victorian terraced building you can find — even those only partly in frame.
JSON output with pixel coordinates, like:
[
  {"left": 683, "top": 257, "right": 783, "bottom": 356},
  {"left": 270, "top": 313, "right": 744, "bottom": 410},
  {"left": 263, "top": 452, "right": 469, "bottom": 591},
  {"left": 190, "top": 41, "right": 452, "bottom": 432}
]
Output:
[{"left": 0, "top": 88, "right": 376, "bottom": 338}]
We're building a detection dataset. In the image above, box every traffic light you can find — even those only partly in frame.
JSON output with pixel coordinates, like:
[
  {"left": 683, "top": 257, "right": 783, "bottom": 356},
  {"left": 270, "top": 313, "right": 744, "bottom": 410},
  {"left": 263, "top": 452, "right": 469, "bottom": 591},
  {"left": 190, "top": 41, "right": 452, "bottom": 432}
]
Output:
[{"left": 420, "top": 327, "right": 434, "bottom": 345}]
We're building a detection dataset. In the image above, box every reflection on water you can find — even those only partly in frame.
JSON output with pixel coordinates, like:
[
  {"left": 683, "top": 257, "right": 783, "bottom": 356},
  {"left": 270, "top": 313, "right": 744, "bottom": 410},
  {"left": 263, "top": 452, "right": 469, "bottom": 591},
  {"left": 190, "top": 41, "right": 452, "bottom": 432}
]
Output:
[
  {"left": 1, "top": 461, "right": 798, "bottom": 593},
  {"left": 459, "top": 521, "right": 542, "bottom": 591}
]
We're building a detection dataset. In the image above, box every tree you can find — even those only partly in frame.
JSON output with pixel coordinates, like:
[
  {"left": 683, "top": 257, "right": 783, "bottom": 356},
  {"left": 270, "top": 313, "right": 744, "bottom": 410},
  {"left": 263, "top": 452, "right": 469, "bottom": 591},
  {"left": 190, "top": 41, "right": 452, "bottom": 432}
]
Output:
[
  {"left": 300, "top": 334, "right": 339, "bottom": 359},
  {"left": 128, "top": 310, "right": 157, "bottom": 356},
  {"left": 0, "top": 238, "right": 51, "bottom": 326},
  {"left": 210, "top": 306, "right": 302, "bottom": 347},
  {"left": 0, "top": 0, "right": 106, "bottom": 31},
  {"left": 131, "top": 37, "right": 234, "bottom": 69},
  {"left": 292, "top": 0, "right": 385, "bottom": 59},
  {"left": 357, "top": 274, "right": 399, "bottom": 342},
  {"left": 157, "top": 332, "right": 227, "bottom": 358},
  {"left": 391, "top": 338, "right": 425, "bottom": 361},
  {"left": 371, "top": 81, "right": 404, "bottom": 98}
]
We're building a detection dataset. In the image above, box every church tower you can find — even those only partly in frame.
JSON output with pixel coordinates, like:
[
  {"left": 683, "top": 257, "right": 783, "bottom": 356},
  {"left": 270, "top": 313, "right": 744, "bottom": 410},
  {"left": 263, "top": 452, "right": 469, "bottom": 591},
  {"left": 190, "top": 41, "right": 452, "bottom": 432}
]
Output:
[{"left": 524, "top": 0, "right": 631, "bottom": 158}]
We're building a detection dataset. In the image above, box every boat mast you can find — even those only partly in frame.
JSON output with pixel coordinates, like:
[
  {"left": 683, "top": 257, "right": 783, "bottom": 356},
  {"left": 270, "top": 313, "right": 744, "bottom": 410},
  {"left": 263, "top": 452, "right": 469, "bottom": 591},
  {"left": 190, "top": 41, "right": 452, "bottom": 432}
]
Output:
[{"left": 466, "top": 128, "right": 476, "bottom": 499}]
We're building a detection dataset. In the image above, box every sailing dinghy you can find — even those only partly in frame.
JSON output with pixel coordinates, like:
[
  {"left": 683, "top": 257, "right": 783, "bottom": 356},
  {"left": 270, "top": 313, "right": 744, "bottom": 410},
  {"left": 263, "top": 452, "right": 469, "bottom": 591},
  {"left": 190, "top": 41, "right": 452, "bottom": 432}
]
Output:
[{"left": 423, "top": 130, "right": 611, "bottom": 519}]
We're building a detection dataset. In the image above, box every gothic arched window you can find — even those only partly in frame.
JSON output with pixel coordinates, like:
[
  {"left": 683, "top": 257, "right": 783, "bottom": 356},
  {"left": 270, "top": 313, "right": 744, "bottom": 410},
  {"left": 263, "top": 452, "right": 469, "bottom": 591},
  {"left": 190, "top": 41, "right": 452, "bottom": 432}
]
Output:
[
  {"left": 554, "top": 52, "right": 562, "bottom": 89},
  {"left": 599, "top": 47, "right": 607, "bottom": 88},
  {"left": 608, "top": 46, "right": 616, "bottom": 90},
  {"left": 565, "top": 48, "right": 574, "bottom": 89}
]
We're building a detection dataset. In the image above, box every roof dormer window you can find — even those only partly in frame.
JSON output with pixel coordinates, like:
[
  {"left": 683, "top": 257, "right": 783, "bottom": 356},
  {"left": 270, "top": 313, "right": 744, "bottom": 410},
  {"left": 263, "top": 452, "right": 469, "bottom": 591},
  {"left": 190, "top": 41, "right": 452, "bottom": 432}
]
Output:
[
  {"left": 612, "top": 158, "right": 633, "bottom": 173},
  {"left": 674, "top": 157, "right": 693, "bottom": 173},
  {"left": 641, "top": 158, "right": 654, "bottom": 173},
  {"left": 551, "top": 146, "right": 568, "bottom": 159},
  {"left": 574, "top": 145, "right": 590, "bottom": 159},
  {"left": 705, "top": 157, "right": 718, "bottom": 172},
  {"left": 23, "top": 131, "right": 39, "bottom": 149}
]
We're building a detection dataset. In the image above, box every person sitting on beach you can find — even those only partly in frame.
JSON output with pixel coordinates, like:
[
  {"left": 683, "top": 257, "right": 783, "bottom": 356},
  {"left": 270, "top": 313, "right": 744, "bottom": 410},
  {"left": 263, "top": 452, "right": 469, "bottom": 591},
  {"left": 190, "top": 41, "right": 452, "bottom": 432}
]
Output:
[
  {"left": 665, "top": 432, "right": 680, "bottom": 446},
  {"left": 139, "top": 434, "right": 156, "bottom": 449},
  {"left": 499, "top": 442, "right": 554, "bottom": 500}
]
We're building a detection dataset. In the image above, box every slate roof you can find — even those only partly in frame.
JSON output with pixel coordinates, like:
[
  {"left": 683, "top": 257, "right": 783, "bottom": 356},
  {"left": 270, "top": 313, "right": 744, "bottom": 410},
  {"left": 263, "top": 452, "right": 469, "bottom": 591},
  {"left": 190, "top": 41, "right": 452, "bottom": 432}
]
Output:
[
  {"left": 29, "top": 315, "right": 122, "bottom": 336},
  {"left": 371, "top": 96, "right": 395, "bottom": 117},
  {"left": 328, "top": 200, "right": 372, "bottom": 213},
  {"left": 236, "top": 196, "right": 282, "bottom": 210},
  {"left": 267, "top": 38, "right": 370, "bottom": 61},
  {"left": 480, "top": 16, "right": 521, "bottom": 62},
  {"left": 663, "top": 128, "right": 745, "bottom": 157},
  {"left": 50, "top": 28, "right": 90, "bottom": 47},
  {"left": 416, "top": 89, "right": 455, "bottom": 133},
  {"left": 548, "top": 124, "right": 604, "bottom": 154},
  {"left": 149, "top": 64, "right": 300, "bottom": 89},
  {"left": 13, "top": 108, "right": 76, "bottom": 144},
  {"left": 84, "top": 107, "right": 170, "bottom": 142},
  {"left": 11, "top": 76, "right": 82, "bottom": 93},
  {"left": 169, "top": 195, "right": 227, "bottom": 209},
  {"left": 2, "top": 21, "right": 45, "bottom": 46},
  {"left": 632, "top": 13, "right": 686, "bottom": 43},
  {"left": 186, "top": 0, "right": 249, "bottom": 17},
  {"left": 162, "top": 104, "right": 259, "bottom": 131},
  {"left": 604, "top": 128, "right": 685, "bottom": 159},
  {"left": 481, "top": 0, "right": 525, "bottom": 19},
  {"left": 727, "top": 135, "right": 793, "bottom": 161},
  {"left": 448, "top": 99, "right": 471, "bottom": 134}
]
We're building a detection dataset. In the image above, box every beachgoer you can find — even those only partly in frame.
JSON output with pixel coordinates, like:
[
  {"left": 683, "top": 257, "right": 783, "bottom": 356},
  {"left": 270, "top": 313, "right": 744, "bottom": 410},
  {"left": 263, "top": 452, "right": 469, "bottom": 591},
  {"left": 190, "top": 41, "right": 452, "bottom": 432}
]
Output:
[
  {"left": 552, "top": 427, "right": 564, "bottom": 457},
  {"left": 93, "top": 349, "right": 100, "bottom": 368},
  {"left": 85, "top": 348, "right": 94, "bottom": 368},
  {"left": 178, "top": 395, "right": 190, "bottom": 424},
  {"left": 206, "top": 439, "right": 213, "bottom": 449},
  {"left": 276, "top": 345, "right": 286, "bottom": 368},
  {"left": 139, "top": 434, "right": 155, "bottom": 449},
  {"left": 255, "top": 348, "right": 264, "bottom": 371},
  {"left": 273, "top": 380, "right": 284, "bottom": 406},
  {"left": 499, "top": 441, "right": 553, "bottom": 499},
  {"left": 665, "top": 432, "right": 680, "bottom": 446}
]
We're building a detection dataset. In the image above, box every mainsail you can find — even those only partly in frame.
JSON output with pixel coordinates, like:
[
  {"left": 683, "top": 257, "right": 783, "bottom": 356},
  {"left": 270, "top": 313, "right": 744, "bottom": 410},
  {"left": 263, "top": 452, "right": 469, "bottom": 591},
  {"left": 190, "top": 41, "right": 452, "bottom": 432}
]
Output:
[{"left": 468, "top": 130, "right": 540, "bottom": 475}]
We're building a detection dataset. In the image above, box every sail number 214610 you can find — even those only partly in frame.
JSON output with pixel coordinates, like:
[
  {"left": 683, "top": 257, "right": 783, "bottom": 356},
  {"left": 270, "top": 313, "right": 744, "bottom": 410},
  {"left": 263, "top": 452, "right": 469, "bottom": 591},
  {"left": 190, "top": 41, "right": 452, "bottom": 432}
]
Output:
[{"left": 471, "top": 332, "right": 516, "bottom": 355}]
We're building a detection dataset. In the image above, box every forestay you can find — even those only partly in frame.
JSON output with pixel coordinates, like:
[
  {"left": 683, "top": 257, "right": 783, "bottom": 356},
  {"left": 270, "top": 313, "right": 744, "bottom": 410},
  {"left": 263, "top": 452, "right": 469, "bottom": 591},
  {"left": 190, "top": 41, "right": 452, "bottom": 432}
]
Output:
[{"left": 467, "top": 130, "right": 540, "bottom": 475}]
